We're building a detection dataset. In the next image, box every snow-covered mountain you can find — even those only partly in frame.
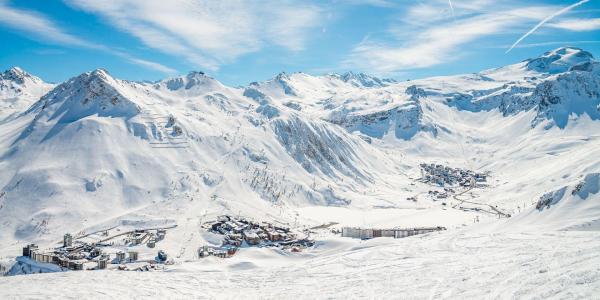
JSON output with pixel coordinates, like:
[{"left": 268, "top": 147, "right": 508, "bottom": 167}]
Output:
[
  {"left": 1, "top": 47, "right": 599, "bottom": 293},
  {"left": 0, "top": 66, "right": 403, "bottom": 250},
  {"left": 248, "top": 47, "right": 599, "bottom": 141},
  {"left": 0, "top": 67, "right": 54, "bottom": 121}
]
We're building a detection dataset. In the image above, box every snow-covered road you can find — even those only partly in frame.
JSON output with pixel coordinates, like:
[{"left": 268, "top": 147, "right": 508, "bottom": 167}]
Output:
[{"left": 2, "top": 229, "right": 599, "bottom": 299}]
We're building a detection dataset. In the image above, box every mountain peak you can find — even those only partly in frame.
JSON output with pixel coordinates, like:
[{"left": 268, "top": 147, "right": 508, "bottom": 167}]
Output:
[
  {"left": 90, "top": 68, "right": 110, "bottom": 76},
  {"left": 83, "top": 68, "right": 113, "bottom": 82},
  {"left": 331, "top": 71, "right": 396, "bottom": 88},
  {"left": 275, "top": 72, "right": 290, "bottom": 81},
  {"left": 156, "top": 71, "right": 222, "bottom": 91},
  {"left": 545, "top": 46, "right": 591, "bottom": 57},
  {"left": 526, "top": 47, "right": 595, "bottom": 74},
  {"left": 5, "top": 66, "right": 26, "bottom": 76},
  {"left": 26, "top": 68, "right": 140, "bottom": 124},
  {"left": 1, "top": 67, "right": 39, "bottom": 85}
]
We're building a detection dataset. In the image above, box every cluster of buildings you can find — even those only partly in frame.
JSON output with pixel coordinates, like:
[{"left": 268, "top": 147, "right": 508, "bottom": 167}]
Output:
[
  {"left": 420, "top": 163, "right": 488, "bottom": 187},
  {"left": 428, "top": 188, "right": 454, "bottom": 199},
  {"left": 22, "top": 236, "right": 109, "bottom": 271},
  {"left": 124, "top": 229, "right": 166, "bottom": 248},
  {"left": 341, "top": 226, "right": 446, "bottom": 240},
  {"left": 198, "top": 245, "right": 237, "bottom": 258},
  {"left": 21, "top": 228, "right": 170, "bottom": 272},
  {"left": 199, "top": 215, "right": 314, "bottom": 258}
]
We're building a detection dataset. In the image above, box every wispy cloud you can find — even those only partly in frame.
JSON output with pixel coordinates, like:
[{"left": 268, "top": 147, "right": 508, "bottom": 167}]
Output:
[
  {"left": 0, "top": 1, "right": 176, "bottom": 74},
  {"left": 447, "top": 0, "right": 455, "bottom": 21},
  {"left": 506, "top": 0, "right": 590, "bottom": 53},
  {"left": 64, "top": 0, "right": 324, "bottom": 71},
  {"left": 344, "top": 0, "right": 599, "bottom": 75},
  {"left": 0, "top": 2, "right": 95, "bottom": 48},
  {"left": 344, "top": 2, "right": 556, "bottom": 74},
  {"left": 336, "top": 0, "right": 396, "bottom": 7},
  {"left": 111, "top": 51, "right": 177, "bottom": 74},
  {"left": 547, "top": 17, "right": 600, "bottom": 31}
]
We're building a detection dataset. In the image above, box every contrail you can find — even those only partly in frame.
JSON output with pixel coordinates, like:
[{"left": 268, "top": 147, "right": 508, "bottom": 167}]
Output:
[
  {"left": 506, "top": 0, "right": 590, "bottom": 53},
  {"left": 448, "top": 0, "right": 456, "bottom": 21}
]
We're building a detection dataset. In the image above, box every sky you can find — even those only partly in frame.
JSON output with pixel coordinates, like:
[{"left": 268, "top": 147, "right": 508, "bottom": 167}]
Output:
[{"left": 0, "top": 0, "right": 599, "bottom": 86}]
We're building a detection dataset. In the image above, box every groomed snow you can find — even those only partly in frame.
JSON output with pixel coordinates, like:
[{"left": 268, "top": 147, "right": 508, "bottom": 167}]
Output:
[{"left": 1, "top": 228, "right": 599, "bottom": 299}]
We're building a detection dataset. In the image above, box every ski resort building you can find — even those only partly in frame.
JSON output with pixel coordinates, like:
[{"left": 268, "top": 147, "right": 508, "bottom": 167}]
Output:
[
  {"left": 116, "top": 251, "right": 126, "bottom": 263},
  {"left": 63, "top": 233, "right": 73, "bottom": 247},
  {"left": 130, "top": 231, "right": 150, "bottom": 245},
  {"left": 341, "top": 227, "right": 374, "bottom": 239},
  {"left": 128, "top": 251, "right": 138, "bottom": 262},
  {"left": 22, "top": 244, "right": 38, "bottom": 257},
  {"left": 341, "top": 226, "right": 446, "bottom": 239},
  {"left": 199, "top": 215, "right": 315, "bottom": 259},
  {"left": 97, "top": 256, "right": 108, "bottom": 270},
  {"left": 18, "top": 227, "right": 175, "bottom": 273}
]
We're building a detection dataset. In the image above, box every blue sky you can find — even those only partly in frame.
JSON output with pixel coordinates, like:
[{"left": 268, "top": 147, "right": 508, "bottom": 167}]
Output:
[{"left": 0, "top": 0, "right": 599, "bottom": 85}]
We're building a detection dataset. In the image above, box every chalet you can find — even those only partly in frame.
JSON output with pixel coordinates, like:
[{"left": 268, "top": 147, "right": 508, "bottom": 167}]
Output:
[
  {"left": 224, "top": 234, "right": 243, "bottom": 247},
  {"left": 243, "top": 230, "right": 261, "bottom": 245},
  {"left": 258, "top": 232, "right": 268, "bottom": 240},
  {"left": 128, "top": 251, "right": 138, "bottom": 262},
  {"left": 267, "top": 230, "right": 282, "bottom": 241}
]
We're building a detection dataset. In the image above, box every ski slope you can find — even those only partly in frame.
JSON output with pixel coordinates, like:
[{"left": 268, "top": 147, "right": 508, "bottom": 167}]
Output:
[{"left": 1, "top": 228, "right": 599, "bottom": 299}]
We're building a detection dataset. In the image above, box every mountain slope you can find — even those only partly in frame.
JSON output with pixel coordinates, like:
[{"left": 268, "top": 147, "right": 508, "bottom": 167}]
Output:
[
  {"left": 0, "top": 47, "right": 599, "bottom": 263},
  {"left": 0, "top": 68, "right": 404, "bottom": 254}
]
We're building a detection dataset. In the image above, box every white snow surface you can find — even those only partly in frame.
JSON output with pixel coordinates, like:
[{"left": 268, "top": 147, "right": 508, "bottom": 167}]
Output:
[
  {"left": 2, "top": 229, "right": 600, "bottom": 299},
  {"left": 1, "top": 47, "right": 600, "bottom": 298}
]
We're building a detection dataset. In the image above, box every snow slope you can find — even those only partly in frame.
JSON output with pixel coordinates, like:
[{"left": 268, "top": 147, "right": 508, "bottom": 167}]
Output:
[
  {"left": 1, "top": 46, "right": 600, "bottom": 298},
  {"left": 1, "top": 230, "right": 599, "bottom": 299}
]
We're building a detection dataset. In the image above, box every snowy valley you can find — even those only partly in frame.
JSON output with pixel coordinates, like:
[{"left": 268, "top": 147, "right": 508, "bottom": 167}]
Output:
[{"left": 1, "top": 47, "right": 600, "bottom": 299}]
